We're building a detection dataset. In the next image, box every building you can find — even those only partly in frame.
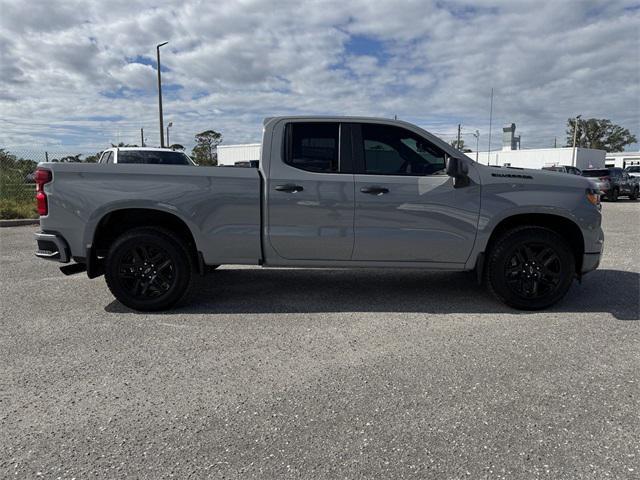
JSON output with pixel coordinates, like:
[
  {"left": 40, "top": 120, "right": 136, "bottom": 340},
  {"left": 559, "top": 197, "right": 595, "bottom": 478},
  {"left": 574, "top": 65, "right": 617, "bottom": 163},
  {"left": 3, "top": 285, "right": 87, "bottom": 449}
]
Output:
[
  {"left": 604, "top": 151, "right": 640, "bottom": 168},
  {"left": 217, "top": 143, "right": 261, "bottom": 166},
  {"left": 466, "top": 123, "right": 606, "bottom": 170}
]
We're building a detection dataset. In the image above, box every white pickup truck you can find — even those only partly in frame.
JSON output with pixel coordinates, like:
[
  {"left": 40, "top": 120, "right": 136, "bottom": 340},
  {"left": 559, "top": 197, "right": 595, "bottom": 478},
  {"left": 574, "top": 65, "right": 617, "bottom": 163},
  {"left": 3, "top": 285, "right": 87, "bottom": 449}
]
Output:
[{"left": 34, "top": 116, "right": 604, "bottom": 311}]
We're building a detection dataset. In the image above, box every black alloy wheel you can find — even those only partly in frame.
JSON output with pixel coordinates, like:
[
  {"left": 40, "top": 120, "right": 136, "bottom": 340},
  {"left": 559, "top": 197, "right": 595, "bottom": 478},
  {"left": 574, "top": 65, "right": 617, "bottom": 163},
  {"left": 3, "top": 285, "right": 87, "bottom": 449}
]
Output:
[
  {"left": 105, "top": 227, "right": 194, "bottom": 311},
  {"left": 486, "top": 226, "right": 575, "bottom": 310},
  {"left": 116, "top": 243, "right": 176, "bottom": 299},
  {"left": 504, "top": 243, "right": 562, "bottom": 299}
]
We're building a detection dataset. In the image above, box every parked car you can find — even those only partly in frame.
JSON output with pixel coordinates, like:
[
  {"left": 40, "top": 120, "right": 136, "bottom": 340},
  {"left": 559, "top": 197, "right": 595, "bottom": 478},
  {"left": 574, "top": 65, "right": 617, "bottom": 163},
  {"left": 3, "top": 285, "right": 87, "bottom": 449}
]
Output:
[
  {"left": 624, "top": 165, "right": 640, "bottom": 178},
  {"left": 98, "top": 147, "right": 195, "bottom": 165},
  {"left": 541, "top": 165, "right": 582, "bottom": 175},
  {"left": 582, "top": 167, "right": 639, "bottom": 201},
  {"left": 33, "top": 116, "right": 604, "bottom": 311}
]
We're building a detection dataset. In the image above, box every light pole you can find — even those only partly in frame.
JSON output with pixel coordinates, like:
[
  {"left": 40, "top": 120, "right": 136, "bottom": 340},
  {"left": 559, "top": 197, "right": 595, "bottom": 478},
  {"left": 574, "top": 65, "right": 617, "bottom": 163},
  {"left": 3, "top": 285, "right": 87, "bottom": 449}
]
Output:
[
  {"left": 166, "top": 121, "right": 173, "bottom": 147},
  {"left": 571, "top": 114, "right": 582, "bottom": 167},
  {"left": 156, "top": 41, "right": 169, "bottom": 147},
  {"left": 472, "top": 130, "right": 480, "bottom": 162}
]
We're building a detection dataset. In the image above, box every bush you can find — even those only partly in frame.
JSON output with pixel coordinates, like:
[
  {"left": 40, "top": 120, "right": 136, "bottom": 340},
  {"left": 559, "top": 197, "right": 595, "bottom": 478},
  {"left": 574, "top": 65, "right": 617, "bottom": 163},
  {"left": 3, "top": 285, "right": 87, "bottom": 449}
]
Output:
[{"left": 0, "top": 199, "right": 38, "bottom": 219}]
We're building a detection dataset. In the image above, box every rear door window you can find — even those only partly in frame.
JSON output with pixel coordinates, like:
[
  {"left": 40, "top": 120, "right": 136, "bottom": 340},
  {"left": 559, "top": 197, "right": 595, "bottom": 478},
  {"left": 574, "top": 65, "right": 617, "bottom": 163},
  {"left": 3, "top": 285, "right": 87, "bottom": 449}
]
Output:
[{"left": 285, "top": 123, "right": 340, "bottom": 173}]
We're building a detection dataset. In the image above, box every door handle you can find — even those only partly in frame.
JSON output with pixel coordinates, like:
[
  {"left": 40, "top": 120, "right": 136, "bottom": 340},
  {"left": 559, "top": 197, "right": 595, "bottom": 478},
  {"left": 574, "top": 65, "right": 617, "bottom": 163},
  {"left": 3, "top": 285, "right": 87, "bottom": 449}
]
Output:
[
  {"left": 360, "top": 186, "right": 389, "bottom": 195},
  {"left": 275, "top": 184, "right": 304, "bottom": 193}
]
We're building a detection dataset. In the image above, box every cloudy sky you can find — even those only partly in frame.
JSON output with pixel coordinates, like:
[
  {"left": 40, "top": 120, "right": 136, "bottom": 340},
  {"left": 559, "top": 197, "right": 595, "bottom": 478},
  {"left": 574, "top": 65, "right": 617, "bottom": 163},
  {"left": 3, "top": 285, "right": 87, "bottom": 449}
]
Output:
[{"left": 0, "top": 0, "right": 638, "bottom": 155}]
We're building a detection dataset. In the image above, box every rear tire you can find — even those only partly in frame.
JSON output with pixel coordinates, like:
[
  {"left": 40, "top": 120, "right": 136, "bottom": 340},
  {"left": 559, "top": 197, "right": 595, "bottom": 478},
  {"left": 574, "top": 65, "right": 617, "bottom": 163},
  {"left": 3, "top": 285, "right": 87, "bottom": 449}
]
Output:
[
  {"left": 486, "top": 226, "right": 575, "bottom": 310},
  {"left": 630, "top": 187, "right": 639, "bottom": 200},
  {"left": 105, "top": 227, "right": 194, "bottom": 311}
]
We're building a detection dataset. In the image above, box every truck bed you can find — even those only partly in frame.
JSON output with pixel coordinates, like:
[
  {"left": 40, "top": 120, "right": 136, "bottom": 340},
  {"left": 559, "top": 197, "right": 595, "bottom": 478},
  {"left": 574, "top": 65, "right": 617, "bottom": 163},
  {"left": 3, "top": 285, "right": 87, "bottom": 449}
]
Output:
[{"left": 39, "top": 163, "right": 262, "bottom": 265}]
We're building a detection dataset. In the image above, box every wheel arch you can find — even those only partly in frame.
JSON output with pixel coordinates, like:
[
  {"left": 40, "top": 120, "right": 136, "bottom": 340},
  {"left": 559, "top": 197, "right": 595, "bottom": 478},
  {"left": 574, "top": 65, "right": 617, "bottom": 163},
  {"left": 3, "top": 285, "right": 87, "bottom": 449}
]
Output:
[
  {"left": 86, "top": 207, "right": 202, "bottom": 278},
  {"left": 478, "top": 213, "right": 585, "bottom": 280}
]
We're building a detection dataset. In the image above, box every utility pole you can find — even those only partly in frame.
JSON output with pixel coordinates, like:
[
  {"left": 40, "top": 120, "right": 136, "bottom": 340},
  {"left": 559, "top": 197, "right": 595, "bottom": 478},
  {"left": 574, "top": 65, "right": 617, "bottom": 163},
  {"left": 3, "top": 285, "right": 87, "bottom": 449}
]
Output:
[
  {"left": 571, "top": 114, "right": 581, "bottom": 167},
  {"left": 554, "top": 137, "right": 557, "bottom": 148},
  {"left": 156, "top": 41, "right": 169, "bottom": 147},
  {"left": 487, "top": 88, "right": 494, "bottom": 165},
  {"left": 473, "top": 130, "right": 480, "bottom": 162},
  {"left": 456, "top": 124, "right": 461, "bottom": 151},
  {"left": 141, "top": 128, "right": 145, "bottom": 147}
]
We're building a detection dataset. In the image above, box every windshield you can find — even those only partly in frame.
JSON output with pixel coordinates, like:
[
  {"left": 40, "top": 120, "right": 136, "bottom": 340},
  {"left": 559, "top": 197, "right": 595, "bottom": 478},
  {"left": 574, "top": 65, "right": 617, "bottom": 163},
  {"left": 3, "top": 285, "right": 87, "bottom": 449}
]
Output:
[
  {"left": 626, "top": 166, "right": 640, "bottom": 173},
  {"left": 117, "top": 151, "right": 193, "bottom": 165},
  {"left": 582, "top": 169, "right": 609, "bottom": 177}
]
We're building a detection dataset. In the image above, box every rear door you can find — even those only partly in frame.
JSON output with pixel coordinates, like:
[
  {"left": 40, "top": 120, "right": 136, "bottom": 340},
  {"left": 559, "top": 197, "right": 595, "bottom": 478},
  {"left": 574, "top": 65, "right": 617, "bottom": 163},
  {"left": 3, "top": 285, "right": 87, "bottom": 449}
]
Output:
[
  {"left": 351, "top": 122, "right": 480, "bottom": 264},
  {"left": 266, "top": 121, "right": 355, "bottom": 260}
]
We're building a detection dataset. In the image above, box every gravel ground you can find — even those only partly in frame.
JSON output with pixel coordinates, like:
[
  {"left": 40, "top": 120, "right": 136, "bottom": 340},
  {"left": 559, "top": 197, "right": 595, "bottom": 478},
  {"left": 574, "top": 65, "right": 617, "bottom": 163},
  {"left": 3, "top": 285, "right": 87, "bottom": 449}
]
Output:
[{"left": 1, "top": 202, "right": 638, "bottom": 479}]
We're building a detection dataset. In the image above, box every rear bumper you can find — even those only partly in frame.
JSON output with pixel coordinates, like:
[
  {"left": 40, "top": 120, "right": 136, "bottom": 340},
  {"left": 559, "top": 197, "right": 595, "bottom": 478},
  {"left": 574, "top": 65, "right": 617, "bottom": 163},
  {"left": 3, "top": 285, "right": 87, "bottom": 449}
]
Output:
[{"left": 34, "top": 231, "right": 70, "bottom": 263}]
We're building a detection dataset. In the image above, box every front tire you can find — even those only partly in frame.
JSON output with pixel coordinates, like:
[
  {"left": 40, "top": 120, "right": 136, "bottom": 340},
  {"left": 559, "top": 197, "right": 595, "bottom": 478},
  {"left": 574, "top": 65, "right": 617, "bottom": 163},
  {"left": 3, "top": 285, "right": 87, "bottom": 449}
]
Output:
[
  {"left": 105, "top": 227, "right": 194, "bottom": 311},
  {"left": 630, "top": 187, "right": 639, "bottom": 200},
  {"left": 486, "top": 226, "right": 575, "bottom": 310},
  {"left": 610, "top": 187, "right": 619, "bottom": 201}
]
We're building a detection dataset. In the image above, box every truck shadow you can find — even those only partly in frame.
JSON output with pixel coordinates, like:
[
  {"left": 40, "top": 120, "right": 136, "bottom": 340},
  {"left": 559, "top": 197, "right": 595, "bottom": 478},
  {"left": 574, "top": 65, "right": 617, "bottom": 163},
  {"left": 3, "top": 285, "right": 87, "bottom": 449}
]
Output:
[{"left": 105, "top": 268, "right": 639, "bottom": 320}]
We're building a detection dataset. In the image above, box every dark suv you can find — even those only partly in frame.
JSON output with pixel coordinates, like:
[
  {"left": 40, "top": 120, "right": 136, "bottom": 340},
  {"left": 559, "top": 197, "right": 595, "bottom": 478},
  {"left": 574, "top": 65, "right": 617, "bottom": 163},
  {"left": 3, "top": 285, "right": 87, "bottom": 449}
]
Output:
[{"left": 582, "top": 167, "right": 639, "bottom": 201}]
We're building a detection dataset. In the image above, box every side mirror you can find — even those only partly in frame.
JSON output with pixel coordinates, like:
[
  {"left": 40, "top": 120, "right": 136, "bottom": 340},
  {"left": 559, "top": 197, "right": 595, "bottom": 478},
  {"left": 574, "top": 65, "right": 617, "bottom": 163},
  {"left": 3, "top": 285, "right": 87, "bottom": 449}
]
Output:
[
  {"left": 445, "top": 155, "right": 458, "bottom": 177},
  {"left": 445, "top": 155, "right": 470, "bottom": 188}
]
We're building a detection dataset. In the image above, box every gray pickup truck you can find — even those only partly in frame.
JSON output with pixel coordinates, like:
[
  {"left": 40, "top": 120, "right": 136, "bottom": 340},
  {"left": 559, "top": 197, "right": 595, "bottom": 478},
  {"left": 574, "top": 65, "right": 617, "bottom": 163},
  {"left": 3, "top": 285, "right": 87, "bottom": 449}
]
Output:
[{"left": 34, "top": 117, "right": 604, "bottom": 311}]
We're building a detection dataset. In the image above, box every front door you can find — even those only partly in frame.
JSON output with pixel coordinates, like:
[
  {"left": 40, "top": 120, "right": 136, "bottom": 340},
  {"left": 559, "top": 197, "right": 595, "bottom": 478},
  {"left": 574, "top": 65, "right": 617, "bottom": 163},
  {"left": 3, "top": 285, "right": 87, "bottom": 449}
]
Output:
[
  {"left": 351, "top": 122, "right": 481, "bottom": 264},
  {"left": 266, "top": 121, "right": 355, "bottom": 260}
]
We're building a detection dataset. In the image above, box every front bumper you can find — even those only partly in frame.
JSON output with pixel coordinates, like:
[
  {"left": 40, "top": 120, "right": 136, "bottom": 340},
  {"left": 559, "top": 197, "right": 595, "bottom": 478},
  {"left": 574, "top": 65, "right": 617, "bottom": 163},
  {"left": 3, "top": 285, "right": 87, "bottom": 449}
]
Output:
[
  {"left": 581, "top": 252, "right": 601, "bottom": 274},
  {"left": 34, "top": 231, "right": 70, "bottom": 263},
  {"left": 581, "top": 226, "right": 604, "bottom": 275}
]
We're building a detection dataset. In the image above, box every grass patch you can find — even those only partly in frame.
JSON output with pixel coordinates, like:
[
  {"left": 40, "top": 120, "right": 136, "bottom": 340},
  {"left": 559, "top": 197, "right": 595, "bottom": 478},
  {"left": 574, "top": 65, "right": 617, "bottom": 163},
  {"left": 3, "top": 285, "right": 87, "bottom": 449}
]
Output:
[{"left": 0, "top": 199, "right": 38, "bottom": 219}]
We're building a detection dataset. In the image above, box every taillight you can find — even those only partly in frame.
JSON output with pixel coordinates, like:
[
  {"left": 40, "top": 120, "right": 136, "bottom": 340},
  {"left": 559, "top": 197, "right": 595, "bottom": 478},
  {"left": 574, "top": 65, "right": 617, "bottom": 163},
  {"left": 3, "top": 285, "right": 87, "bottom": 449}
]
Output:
[{"left": 35, "top": 168, "right": 52, "bottom": 216}]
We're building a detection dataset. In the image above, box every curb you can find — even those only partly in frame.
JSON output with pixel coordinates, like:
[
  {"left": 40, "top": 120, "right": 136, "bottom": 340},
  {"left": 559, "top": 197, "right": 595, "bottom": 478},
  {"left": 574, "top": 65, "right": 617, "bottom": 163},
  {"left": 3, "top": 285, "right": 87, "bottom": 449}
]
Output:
[{"left": 0, "top": 219, "right": 40, "bottom": 228}]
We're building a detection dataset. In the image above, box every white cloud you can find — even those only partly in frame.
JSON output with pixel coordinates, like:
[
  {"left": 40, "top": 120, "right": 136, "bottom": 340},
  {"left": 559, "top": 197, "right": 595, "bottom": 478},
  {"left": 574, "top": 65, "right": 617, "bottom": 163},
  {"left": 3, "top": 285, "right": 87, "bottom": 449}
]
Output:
[{"left": 0, "top": 0, "right": 638, "bottom": 155}]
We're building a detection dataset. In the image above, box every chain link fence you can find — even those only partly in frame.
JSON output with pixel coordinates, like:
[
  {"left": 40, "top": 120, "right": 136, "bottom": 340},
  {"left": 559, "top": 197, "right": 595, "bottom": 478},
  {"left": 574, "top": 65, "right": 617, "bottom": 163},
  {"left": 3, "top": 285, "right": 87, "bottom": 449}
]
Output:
[{"left": 1, "top": 149, "right": 87, "bottom": 219}]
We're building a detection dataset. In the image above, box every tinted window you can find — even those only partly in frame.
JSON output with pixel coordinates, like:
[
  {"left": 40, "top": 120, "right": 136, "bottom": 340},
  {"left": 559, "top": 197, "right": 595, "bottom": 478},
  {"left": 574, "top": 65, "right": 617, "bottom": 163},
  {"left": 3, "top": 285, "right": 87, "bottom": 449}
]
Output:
[
  {"left": 117, "top": 151, "right": 192, "bottom": 165},
  {"left": 285, "top": 123, "right": 339, "bottom": 173},
  {"left": 361, "top": 124, "right": 446, "bottom": 176},
  {"left": 104, "top": 152, "right": 113, "bottom": 164},
  {"left": 582, "top": 169, "right": 609, "bottom": 177},
  {"left": 627, "top": 166, "right": 640, "bottom": 172}
]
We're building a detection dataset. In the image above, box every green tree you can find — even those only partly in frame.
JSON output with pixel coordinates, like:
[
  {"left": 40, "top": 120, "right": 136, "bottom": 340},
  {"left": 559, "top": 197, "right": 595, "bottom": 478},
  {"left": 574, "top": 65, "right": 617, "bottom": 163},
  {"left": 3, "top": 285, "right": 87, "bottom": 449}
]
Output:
[
  {"left": 191, "top": 130, "right": 222, "bottom": 166},
  {"left": 0, "top": 149, "right": 37, "bottom": 179},
  {"left": 565, "top": 118, "right": 637, "bottom": 152},
  {"left": 84, "top": 152, "right": 102, "bottom": 163},
  {"left": 450, "top": 139, "right": 472, "bottom": 153},
  {"left": 111, "top": 142, "right": 138, "bottom": 147}
]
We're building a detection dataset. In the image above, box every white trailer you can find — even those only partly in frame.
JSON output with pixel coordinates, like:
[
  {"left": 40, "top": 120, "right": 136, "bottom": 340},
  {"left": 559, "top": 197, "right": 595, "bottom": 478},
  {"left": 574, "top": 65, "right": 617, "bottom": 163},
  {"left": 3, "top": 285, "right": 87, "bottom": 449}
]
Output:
[
  {"left": 468, "top": 147, "right": 605, "bottom": 170},
  {"left": 217, "top": 143, "right": 261, "bottom": 166}
]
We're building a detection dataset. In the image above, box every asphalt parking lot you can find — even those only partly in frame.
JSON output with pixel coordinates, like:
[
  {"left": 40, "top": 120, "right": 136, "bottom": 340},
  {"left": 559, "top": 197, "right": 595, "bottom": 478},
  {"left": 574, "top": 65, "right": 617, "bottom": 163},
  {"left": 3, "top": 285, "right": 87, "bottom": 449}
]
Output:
[{"left": 1, "top": 202, "right": 638, "bottom": 479}]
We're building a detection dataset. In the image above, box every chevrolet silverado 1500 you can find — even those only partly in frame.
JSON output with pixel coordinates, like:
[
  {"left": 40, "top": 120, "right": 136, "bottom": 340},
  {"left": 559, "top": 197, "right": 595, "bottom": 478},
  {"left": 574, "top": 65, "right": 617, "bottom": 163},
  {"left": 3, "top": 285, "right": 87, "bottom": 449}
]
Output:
[{"left": 34, "top": 117, "right": 604, "bottom": 311}]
